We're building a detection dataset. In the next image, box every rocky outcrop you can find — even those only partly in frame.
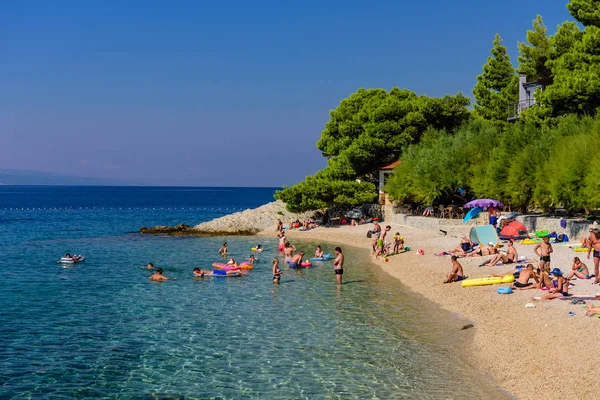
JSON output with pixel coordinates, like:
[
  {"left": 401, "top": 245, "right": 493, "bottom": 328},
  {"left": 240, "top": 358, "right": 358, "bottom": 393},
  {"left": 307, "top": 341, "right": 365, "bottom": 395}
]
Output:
[{"left": 140, "top": 201, "right": 316, "bottom": 236}]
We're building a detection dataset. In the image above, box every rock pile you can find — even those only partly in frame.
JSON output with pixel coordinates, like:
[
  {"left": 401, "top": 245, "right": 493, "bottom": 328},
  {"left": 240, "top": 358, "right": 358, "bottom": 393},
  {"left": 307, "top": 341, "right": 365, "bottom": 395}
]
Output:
[{"left": 140, "top": 200, "right": 316, "bottom": 236}]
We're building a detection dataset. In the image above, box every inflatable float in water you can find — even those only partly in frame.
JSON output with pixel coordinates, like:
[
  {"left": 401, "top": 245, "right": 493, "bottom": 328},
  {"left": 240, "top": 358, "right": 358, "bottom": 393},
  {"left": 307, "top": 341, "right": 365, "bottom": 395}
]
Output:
[
  {"left": 237, "top": 261, "right": 254, "bottom": 270},
  {"left": 310, "top": 253, "right": 331, "bottom": 261},
  {"left": 205, "top": 270, "right": 241, "bottom": 277},
  {"left": 301, "top": 261, "right": 313, "bottom": 268},
  {"left": 58, "top": 256, "right": 85, "bottom": 264},
  {"left": 461, "top": 274, "right": 515, "bottom": 288},
  {"left": 212, "top": 262, "right": 241, "bottom": 271}
]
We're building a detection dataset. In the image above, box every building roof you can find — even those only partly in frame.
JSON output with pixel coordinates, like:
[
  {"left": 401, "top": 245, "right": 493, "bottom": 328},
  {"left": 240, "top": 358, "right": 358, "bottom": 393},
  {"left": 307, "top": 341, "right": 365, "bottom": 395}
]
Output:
[{"left": 380, "top": 160, "right": 401, "bottom": 170}]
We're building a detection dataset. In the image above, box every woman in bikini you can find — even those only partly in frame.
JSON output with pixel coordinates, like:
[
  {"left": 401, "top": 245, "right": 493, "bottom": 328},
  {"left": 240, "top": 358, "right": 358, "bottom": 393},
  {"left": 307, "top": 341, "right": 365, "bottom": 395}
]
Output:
[
  {"left": 465, "top": 244, "right": 497, "bottom": 257},
  {"left": 566, "top": 257, "right": 591, "bottom": 280},
  {"left": 272, "top": 258, "right": 282, "bottom": 284}
]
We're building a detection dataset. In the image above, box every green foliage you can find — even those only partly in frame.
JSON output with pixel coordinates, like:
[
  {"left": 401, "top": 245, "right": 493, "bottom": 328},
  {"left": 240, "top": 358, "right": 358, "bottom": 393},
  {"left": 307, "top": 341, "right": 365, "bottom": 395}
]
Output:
[
  {"left": 316, "top": 87, "right": 470, "bottom": 180},
  {"left": 518, "top": 15, "right": 552, "bottom": 81},
  {"left": 277, "top": 87, "right": 470, "bottom": 212},
  {"left": 567, "top": 0, "right": 600, "bottom": 27},
  {"left": 385, "top": 115, "right": 600, "bottom": 212},
  {"left": 274, "top": 177, "right": 377, "bottom": 213},
  {"left": 473, "top": 34, "right": 519, "bottom": 123}
]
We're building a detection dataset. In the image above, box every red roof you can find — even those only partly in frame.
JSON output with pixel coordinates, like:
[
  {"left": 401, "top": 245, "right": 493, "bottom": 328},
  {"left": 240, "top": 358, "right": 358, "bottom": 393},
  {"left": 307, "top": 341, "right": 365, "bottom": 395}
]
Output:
[{"left": 380, "top": 160, "right": 401, "bottom": 170}]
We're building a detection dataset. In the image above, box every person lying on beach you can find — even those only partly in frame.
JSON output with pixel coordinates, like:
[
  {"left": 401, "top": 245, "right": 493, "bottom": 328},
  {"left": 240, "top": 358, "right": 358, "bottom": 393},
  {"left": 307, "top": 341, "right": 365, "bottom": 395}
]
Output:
[
  {"left": 510, "top": 264, "right": 538, "bottom": 290},
  {"left": 283, "top": 242, "right": 296, "bottom": 263},
  {"left": 443, "top": 256, "right": 465, "bottom": 283},
  {"left": 315, "top": 246, "right": 324, "bottom": 258},
  {"left": 584, "top": 301, "right": 600, "bottom": 316},
  {"left": 485, "top": 240, "right": 518, "bottom": 266},
  {"left": 149, "top": 268, "right": 171, "bottom": 281},
  {"left": 218, "top": 242, "right": 228, "bottom": 257},
  {"left": 140, "top": 262, "right": 156, "bottom": 269},
  {"left": 533, "top": 268, "right": 569, "bottom": 301},
  {"left": 534, "top": 236, "right": 553, "bottom": 273},
  {"left": 465, "top": 243, "right": 497, "bottom": 257},
  {"left": 566, "top": 257, "right": 591, "bottom": 280},
  {"left": 288, "top": 251, "right": 304, "bottom": 268},
  {"left": 449, "top": 237, "right": 474, "bottom": 257},
  {"left": 272, "top": 258, "right": 282, "bottom": 284}
]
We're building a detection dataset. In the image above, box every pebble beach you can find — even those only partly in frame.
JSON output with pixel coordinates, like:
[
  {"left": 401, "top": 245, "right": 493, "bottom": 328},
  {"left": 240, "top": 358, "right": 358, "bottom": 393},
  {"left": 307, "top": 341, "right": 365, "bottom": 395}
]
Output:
[{"left": 268, "top": 223, "right": 600, "bottom": 400}]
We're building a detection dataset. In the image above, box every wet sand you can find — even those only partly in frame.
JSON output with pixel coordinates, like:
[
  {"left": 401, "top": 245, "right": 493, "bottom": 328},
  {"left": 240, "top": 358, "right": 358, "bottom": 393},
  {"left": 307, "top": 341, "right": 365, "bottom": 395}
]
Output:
[{"left": 263, "top": 224, "right": 600, "bottom": 400}]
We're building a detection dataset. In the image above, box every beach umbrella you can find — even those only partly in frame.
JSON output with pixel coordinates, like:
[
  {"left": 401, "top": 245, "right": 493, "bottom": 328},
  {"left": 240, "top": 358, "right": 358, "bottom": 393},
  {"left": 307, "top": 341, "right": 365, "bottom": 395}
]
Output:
[
  {"left": 464, "top": 199, "right": 504, "bottom": 209},
  {"left": 463, "top": 206, "right": 483, "bottom": 223}
]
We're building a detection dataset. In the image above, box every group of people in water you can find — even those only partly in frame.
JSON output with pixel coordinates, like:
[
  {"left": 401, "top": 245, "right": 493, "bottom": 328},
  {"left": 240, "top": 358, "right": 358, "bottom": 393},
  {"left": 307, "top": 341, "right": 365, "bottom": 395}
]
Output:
[
  {"left": 442, "top": 226, "right": 600, "bottom": 306},
  {"left": 277, "top": 229, "right": 345, "bottom": 284},
  {"left": 140, "top": 229, "right": 345, "bottom": 284}
]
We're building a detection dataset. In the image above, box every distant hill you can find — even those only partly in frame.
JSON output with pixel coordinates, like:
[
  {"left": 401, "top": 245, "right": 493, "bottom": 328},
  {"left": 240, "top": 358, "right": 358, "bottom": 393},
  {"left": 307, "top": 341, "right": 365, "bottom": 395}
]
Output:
[{"left": 0, "top": 169, "right": 129, "bottom": 186}]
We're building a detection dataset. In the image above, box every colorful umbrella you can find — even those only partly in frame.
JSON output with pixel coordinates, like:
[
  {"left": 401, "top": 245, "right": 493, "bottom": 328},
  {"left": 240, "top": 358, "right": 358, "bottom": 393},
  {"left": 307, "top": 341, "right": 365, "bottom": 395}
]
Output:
[
  {"left": 463, "top": 206, "right": 483, "bottom": 223},
  {"left": 464, "top": 199, "right": 504, "bottom": 209}
]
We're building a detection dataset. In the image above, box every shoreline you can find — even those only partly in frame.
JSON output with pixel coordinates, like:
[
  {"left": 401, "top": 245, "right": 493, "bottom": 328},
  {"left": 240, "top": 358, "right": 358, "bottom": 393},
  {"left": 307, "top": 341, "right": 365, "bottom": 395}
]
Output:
[{"left": 266, "top": 223, "right": 600, "bottom": 400}]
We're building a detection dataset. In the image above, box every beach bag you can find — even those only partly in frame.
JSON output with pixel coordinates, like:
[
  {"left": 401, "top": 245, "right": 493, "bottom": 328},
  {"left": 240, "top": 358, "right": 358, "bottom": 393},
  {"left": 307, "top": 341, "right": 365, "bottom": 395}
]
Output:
[{"left": 367, "top": 231, "right": 372, "bottom": 238}]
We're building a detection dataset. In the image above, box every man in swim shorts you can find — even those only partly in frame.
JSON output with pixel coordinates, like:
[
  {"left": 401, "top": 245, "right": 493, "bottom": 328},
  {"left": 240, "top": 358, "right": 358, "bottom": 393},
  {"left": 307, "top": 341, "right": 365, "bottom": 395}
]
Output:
[
  {"left": 587, "top": 228, "right": 600, "bottom": 284},
  {"left": 333, "top": 247, "right": 344, "bottom": 285},
  {"left": 288, "top": 251, "right": 304, "bottom": 269},
  {"left": 511, "top": 264, "right": 537, "bottom": 290},
  {"left": 534, "top": 236, "right": 553, "bottom": 273},
  {"left": 485, "top": 240, "right": 518, "bottom": 266},
  {"left": 443, "top": 256, "right": 464, "bottom": 283}
]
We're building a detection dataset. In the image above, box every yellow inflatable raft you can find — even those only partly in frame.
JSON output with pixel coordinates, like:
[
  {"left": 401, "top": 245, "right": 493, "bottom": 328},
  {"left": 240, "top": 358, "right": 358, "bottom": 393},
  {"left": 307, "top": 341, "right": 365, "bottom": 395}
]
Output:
[
  {"left": 461, "top": 274, "right": 515, "bottom": 288},
  {"left": 519, "top": 239, "right": 541, "bottom": 245},
  {"left": 574, "top": 247, "right": 590, "bottom": 252}
]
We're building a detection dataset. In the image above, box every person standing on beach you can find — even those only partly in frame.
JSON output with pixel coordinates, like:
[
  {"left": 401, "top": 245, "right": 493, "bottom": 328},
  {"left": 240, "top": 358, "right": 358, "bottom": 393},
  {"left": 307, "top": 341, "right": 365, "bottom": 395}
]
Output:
[
  {"left": 333, "top": 247, "right": 344, "bottom": 284},
  {"left": 587, "top": 228, "right": 600, "bottom": 284},
  {"left": 534, "top": 236, "right": 553, "bottom": 273},
  {"left": 443, "top": 256, "right": 464, "bottom": 283},
  {"left": 149, "top": 268, "right": 171, "bottom": 281},
  {"left": 375, "top": 226, "right": 391, "bottom": 258},
  {"left": 488, "top": 206, "right": 499, "bottom": 227},
  {"left": 272, "top": 258, "right": 282, "bottom": 284}
]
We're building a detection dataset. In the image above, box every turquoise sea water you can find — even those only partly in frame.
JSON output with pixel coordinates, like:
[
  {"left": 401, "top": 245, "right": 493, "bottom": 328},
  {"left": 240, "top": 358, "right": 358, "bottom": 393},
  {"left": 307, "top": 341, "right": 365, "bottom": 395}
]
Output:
[{"left": 0, "top": 187, "right": 507, "bottom": 399}]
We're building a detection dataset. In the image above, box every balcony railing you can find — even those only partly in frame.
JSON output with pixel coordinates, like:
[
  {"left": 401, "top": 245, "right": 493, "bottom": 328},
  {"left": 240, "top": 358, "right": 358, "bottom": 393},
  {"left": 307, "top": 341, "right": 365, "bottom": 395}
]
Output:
[{"left": 507, "top": 99, "right": 538, "bottom": 120}]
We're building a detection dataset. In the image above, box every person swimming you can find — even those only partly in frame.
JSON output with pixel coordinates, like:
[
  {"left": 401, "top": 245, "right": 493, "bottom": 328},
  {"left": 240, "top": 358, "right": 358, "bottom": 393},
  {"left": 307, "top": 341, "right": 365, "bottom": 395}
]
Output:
[{"left": 149, "top": 268, "right": 171, "bottom": 281}]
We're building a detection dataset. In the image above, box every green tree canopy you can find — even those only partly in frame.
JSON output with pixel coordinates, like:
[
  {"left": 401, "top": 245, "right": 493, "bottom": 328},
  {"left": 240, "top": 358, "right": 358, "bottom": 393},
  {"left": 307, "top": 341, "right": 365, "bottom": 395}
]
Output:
[
  {"left": 316, "top": 87, "right": 470, "bottom": 181},
  {"left": 518, "top": 15, "right": 552, "bottom": 82},
  {"left": 276, "top": 87, "right": 471, "bottom": 212},
  {"left": 539, "top": 1, "right": 600, "bottom": 116},
  {"left": 473, "top": 34, "right": 518, "bottom": 123}
]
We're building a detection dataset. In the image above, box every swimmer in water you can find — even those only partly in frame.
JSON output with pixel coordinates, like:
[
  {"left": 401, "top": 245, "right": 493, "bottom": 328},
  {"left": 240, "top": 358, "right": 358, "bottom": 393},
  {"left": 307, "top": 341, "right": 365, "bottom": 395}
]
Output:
[
  {"left": 149, "top": 268, "right": 171, "bottom": 281},
  {"left": 218, "top": 242, "right": 228, "bottom": 257},
  {"left": 140, "top": 262, "right": 155, "bottom": 270}
]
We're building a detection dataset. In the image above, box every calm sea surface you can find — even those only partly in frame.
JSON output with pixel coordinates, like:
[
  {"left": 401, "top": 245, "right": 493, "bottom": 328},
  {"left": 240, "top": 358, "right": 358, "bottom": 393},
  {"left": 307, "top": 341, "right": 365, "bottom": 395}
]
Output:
[{"left": 0, "top": 186, "right": 507, "bottom": 399}]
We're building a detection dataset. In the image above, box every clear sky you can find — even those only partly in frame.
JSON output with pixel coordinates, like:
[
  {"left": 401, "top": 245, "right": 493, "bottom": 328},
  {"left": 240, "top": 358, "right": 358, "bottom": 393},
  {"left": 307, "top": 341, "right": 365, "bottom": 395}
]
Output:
[{"left": 0, "top": 0, "right": 573, "bottom": 186}]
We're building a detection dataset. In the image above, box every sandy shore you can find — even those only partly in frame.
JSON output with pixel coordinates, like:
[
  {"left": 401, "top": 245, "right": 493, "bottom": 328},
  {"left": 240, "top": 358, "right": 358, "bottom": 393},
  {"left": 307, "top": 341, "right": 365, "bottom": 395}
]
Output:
[{"left": 262, "top": 223, "right": 600, "bottom": 400}]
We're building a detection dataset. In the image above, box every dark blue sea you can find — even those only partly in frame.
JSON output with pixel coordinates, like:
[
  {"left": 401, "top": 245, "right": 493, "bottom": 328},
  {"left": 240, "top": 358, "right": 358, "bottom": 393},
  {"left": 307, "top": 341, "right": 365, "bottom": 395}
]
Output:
[{"left": 0, "top": 186, "right": 506, "bottom": 399}]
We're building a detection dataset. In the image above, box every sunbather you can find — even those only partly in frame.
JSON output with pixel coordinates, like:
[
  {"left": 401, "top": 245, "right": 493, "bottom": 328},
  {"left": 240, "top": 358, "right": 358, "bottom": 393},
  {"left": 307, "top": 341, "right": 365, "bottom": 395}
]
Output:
[
  {"left": 485, "top": 240, "right": 517, "bottom": 266},
  {"left": 566, "top": 257, "right": 591, "bottom": 280},
  {"left": 449, "top": 237, "right": 474, "bottom": 257},
  {"left": 533, "top": 268, "right": 569, "bottom": 301},
  {"left": 585, "top": 301, "right": 600, "bottom": 316},
  {"left": 510, "top": 264, "right": 538, "bottom": 290},
  {"left": 465, "top": 243, "right": 497, "bottom": 257},
  {"left": 443, "top": 256, "right": 465, "bottom": 283}
]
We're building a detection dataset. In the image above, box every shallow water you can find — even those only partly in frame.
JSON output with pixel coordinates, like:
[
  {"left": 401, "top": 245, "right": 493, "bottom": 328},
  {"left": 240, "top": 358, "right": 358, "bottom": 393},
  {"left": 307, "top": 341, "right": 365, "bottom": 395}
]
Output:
[{"left": 0, "top": 187, "right": 507, "bottom": 398}]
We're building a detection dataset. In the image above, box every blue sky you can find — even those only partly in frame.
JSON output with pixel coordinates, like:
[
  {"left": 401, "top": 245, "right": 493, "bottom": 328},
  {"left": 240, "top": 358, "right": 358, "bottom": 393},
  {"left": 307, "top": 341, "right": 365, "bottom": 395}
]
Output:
[{"left": 0, "top": 0, "right": 572, "bottom": 186}]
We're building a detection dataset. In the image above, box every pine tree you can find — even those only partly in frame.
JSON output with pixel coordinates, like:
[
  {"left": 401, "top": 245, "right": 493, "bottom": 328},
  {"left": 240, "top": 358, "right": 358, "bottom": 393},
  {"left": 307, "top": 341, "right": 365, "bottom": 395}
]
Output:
[
  {"left": 518, "top": 15, "right": 552, "bottom": 82},
  {"left": 473, "top": 34, "right": 518, "bottom": 123}
]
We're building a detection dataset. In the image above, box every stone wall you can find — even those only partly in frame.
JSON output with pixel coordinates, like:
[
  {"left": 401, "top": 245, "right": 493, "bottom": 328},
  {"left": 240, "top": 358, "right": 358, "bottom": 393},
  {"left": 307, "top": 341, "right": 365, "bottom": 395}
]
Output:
[{"left": 515, "top": 215, "right": 595, "bottom": 240}]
